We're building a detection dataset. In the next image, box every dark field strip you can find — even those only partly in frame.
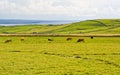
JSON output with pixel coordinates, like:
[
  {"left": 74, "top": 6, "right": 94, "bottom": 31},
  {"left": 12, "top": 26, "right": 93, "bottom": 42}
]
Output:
[
  {"left": 3, "top": 50, "right": 120, "bottom": 56},
  {"left": 0, "top": 34, "right": 120, "bottom": 37},
  {"left": 73, "top": 53, "right": 120, "bottom": 55},
  {"left": 42, "top": 52, "right": 120, "bottom": 68}
]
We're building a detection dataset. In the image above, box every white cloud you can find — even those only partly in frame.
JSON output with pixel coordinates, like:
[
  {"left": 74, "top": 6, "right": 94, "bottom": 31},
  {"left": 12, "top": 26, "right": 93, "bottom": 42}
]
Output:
[{"left": 0, "top": 0, "right": 120, "bottom": 20}]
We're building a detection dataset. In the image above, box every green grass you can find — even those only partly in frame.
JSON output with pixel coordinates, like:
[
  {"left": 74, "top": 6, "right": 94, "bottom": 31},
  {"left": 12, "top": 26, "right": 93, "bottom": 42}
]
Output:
[
  {"left": 0, "top": 25, "right": 68, "bottom": 34},
  {"left": 0, "top": 37, "right": 120, "bottom": 75},
  {"left": 0, "top": 19, "right": 120, "bottom": 34}
]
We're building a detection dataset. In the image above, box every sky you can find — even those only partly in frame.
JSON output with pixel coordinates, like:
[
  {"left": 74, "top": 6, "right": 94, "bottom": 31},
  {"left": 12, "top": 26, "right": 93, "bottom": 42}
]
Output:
[{"left": 0, "top": 0, "right": 120, "bottom": 20}]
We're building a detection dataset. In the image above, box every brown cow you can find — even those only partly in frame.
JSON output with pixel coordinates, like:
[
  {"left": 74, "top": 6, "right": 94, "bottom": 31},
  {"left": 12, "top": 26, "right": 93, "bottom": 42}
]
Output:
[
  {"left": 4, "top": 39, "right": 12, "bottom": 43},
  {"left": 20, "top": 37, "right": 25, "bottom": 42},
  {"left": 77, "top": 39, "right": 84, "bottom": 42},
  {"left": 66, "top": 38, "right": 72, "bottom": 41}
]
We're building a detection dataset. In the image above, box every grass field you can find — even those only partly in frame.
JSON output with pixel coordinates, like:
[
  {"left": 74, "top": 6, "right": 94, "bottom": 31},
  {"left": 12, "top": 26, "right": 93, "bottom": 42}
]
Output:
[
  {"left": 0, "top": 19, "right": 120, "bottom": 34},
  {"left": 0, "top": 36, "right": 120, "bottom": 75}
]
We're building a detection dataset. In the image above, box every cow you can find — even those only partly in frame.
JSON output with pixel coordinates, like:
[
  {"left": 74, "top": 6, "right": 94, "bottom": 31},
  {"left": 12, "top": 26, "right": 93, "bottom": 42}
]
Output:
[
  {"left": 91, "top": 36, "right": 94, "bottom": 39},
  {"left": 66, "top": 38, "right": 72, "bottom": 41},
  {"left": 48, "top": 38, "right": 53, "bottom": 41},
  {"left": 77, "top": 38, "right": 84, "bottom": 42},
  {"left": 20, "top": 37, "right": 25, "bottom": 42},
  {"left": 4, "top": 39, "right": 12, "bottom": 43}
]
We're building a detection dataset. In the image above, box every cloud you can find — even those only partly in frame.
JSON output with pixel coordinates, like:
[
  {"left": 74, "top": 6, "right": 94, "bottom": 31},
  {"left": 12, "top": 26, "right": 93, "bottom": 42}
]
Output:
[{"left": 0, "top": 0, "right": 120, "bottom": 20}]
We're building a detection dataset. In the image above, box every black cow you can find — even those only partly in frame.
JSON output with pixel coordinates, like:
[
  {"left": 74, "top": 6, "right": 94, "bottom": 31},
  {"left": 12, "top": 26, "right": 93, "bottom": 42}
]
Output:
[
  {"left": 91, "top": 36, "right": 94, "bottom": 39},
  {"left": 48, "top": 38, "right": 53, "bottom": 41}
]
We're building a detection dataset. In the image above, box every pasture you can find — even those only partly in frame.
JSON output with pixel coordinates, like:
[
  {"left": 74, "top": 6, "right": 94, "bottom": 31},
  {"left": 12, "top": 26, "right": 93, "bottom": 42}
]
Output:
[
  {"left": 0, "top": 36, "right": 120, "bottom": 75},
  {"left": 0, "top": 19, "right": 120, "bottom": 34}
]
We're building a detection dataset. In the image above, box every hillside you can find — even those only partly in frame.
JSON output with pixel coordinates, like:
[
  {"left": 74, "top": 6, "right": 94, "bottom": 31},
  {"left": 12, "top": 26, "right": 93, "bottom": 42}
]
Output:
[{"left": 0, "top": 19, "right": 120, "bottom": 34}]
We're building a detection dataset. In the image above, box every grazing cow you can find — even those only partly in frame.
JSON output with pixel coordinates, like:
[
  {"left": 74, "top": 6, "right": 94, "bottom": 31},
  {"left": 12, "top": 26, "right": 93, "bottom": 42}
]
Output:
[
  {"left": 66, "top": 38, "right": 72, "bottom": 41},
  {"left": 77, "top": 39, "right": 84, "bottom": 42},
  {"left": 4, "top": 39, "right": 12, "bottom": 43},
  {"left": 48, "top": 38, "right": 53, "bottom": 41},
  {"left": 20, "top": 37, "right": 25, "bottom": 42},
  {"left": 91, "top": 36, "right": 94, "bottom": 39}
]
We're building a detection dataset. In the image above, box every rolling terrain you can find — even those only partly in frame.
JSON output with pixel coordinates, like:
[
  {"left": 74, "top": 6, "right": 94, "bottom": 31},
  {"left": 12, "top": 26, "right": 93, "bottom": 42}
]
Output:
[
  {"left": 0, "top": 19, "right": 120, "bottom": 74},
  {"left": 0, "top": 19, "right": 120, "bottom": 34}
]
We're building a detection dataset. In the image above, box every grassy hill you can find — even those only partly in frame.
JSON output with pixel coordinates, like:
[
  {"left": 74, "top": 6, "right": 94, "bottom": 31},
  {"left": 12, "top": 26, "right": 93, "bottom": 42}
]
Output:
[{"left": 0, "top": 19, "right": 120, "bottom": 34}]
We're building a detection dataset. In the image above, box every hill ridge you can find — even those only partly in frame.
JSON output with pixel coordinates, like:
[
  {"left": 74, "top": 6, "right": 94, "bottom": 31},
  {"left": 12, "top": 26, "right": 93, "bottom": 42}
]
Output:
[{"left": 0, "top": 19, "right": 120, "bottom": 34}]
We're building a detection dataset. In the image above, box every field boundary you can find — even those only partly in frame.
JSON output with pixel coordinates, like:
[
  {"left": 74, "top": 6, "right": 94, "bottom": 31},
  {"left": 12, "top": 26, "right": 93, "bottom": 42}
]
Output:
[{"left": 0, "top": 34, "right": 120, "bottom": 37}]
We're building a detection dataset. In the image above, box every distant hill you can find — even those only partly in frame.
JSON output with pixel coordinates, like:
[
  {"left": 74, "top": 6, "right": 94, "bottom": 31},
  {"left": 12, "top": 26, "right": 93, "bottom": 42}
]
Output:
[
  {"left": 0, "top": 19, "right": 120, "bottom": 34},
  {"left": 0, "top": 19, "right": 75, "bottom": 25}
]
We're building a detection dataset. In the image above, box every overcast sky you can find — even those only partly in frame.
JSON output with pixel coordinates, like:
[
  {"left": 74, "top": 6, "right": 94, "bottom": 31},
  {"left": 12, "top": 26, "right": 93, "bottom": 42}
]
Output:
[{"left": 0, "top": 0, "right": 120, "bottom": 20}]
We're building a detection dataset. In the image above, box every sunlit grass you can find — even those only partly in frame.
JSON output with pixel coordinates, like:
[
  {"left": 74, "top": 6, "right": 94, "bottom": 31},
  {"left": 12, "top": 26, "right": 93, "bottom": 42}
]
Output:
[{"left": 0, "top": 37, "right": 120, "bottom": 75}]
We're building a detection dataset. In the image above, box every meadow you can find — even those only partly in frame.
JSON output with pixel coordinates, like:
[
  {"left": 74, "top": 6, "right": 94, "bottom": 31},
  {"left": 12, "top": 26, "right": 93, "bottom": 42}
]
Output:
[
  {"left": 0, "top": 19, "right": 120, "bottom": 34},
  {"left": 0, "top": 36, "right": 120, "bottom": 75}
]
